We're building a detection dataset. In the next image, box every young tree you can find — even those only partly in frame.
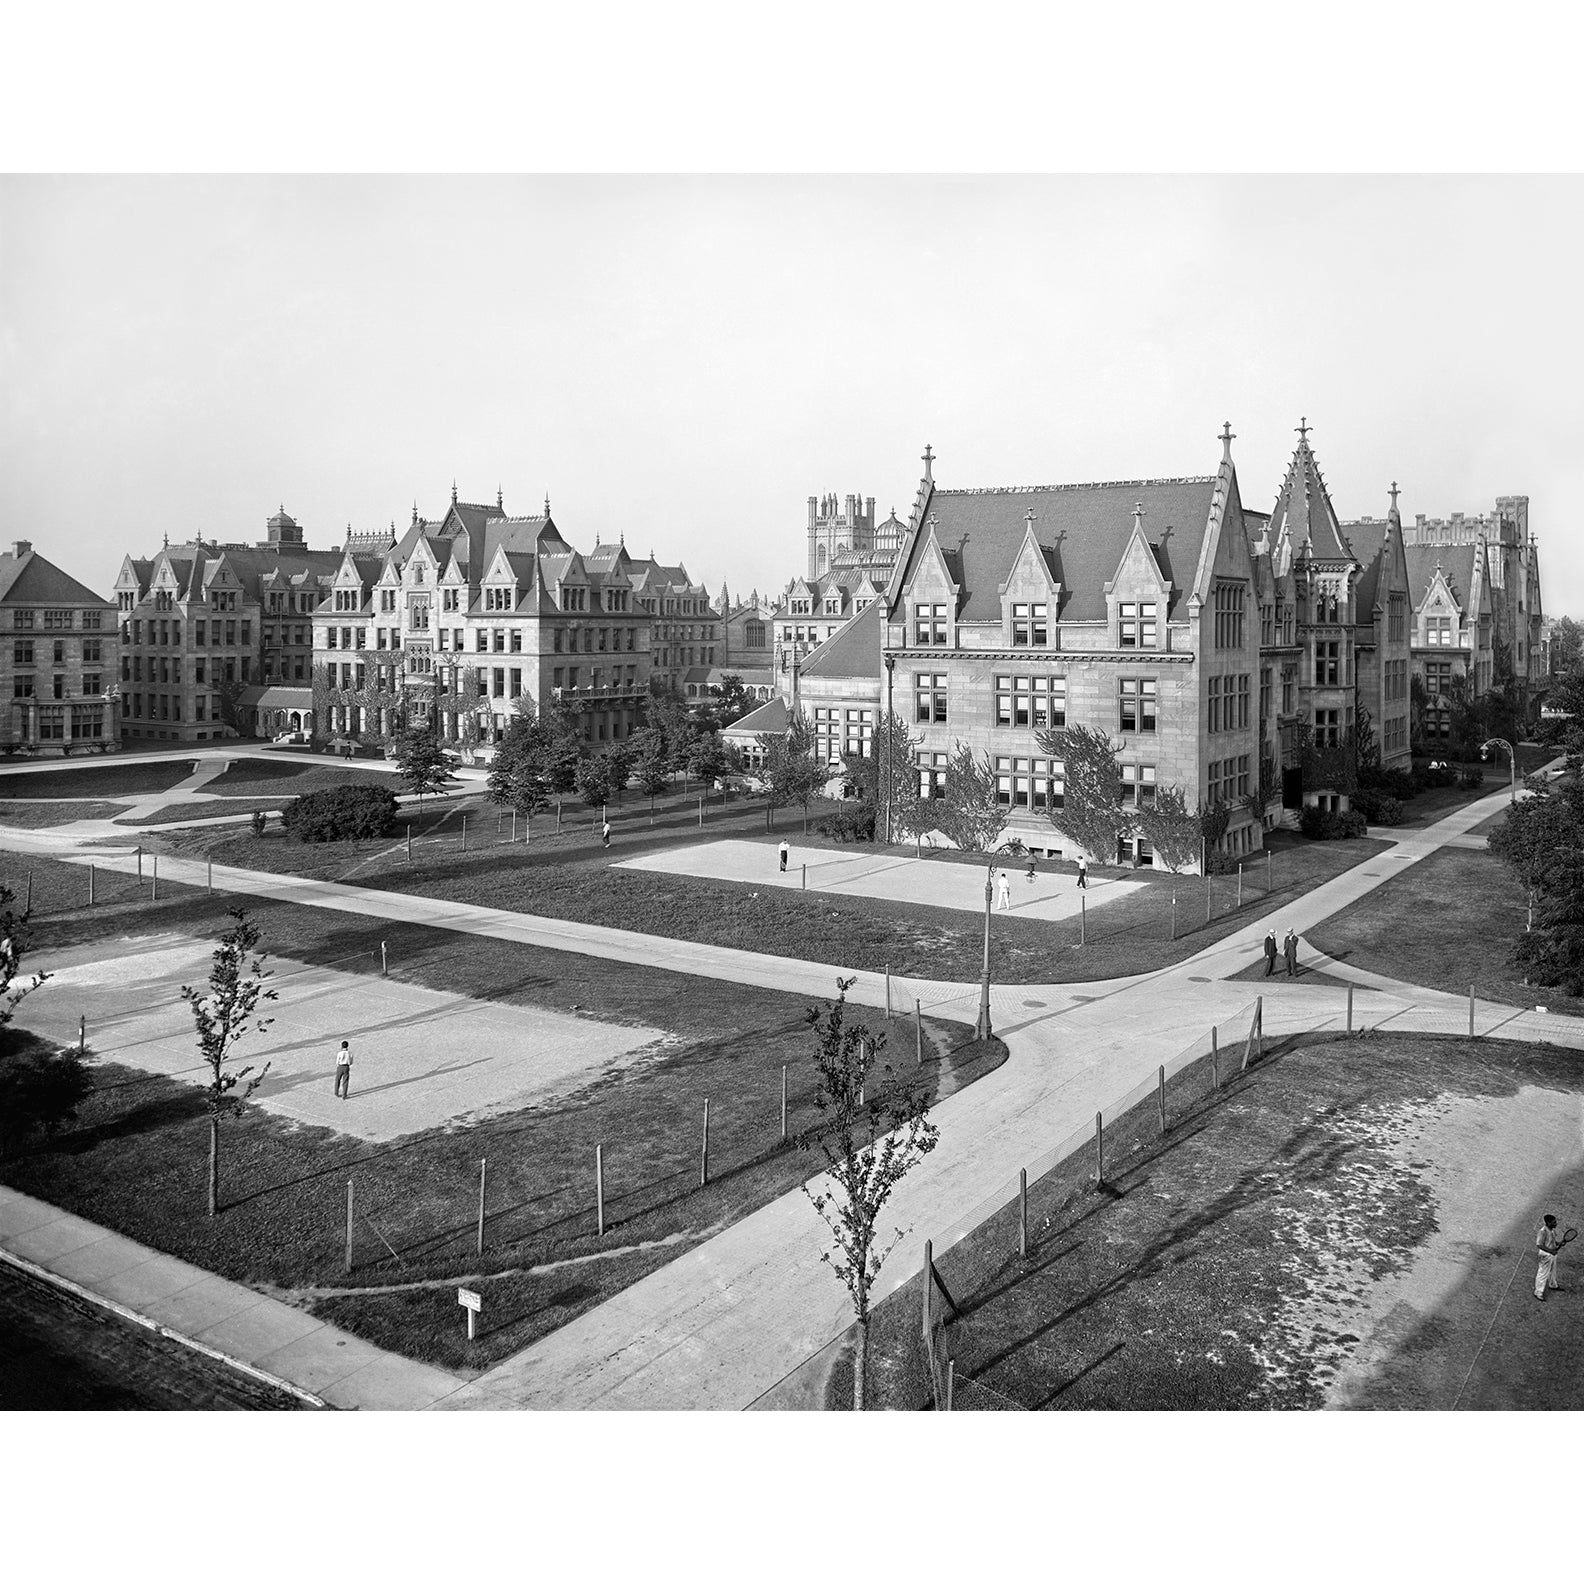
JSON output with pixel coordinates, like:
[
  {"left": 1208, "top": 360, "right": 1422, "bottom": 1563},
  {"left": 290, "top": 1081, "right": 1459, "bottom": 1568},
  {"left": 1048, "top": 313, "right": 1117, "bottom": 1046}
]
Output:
[
  {"left": 543, "top": 699, "right": 584, "bottom": 822},
  {"left": 487, "top": 707, "right": 554, "bottom": 833},
  {"left": 605, "top": 738, "right": 635, "bottom": 805},
  {"left": 1038, "top": 723, "right": 1129, "bottom": 864},
  {"left": 1134, "top": 784, "right": 1201, "bottom": 873},
  {"left": 392, "top": 723, "right": 454, "bottom": 814},
  {"left": 1243, "top": 753, "right": 1280, "bottom": 830},
  {"left": 932, "top": 742, "right": 1009, "bottom": 856},
  {"left": 630, "top": 725, "right": 671, "bottom": 814},
  {"left": 687, "top": 730, "right": 731, "bottom": 789},
  {"left": 1512, "top": 845, "right": 1584, "bottom": 994},
  {"left": 760, "top": 713, "right": 828, "bottom": 832},
  {"left": 710, "top": 674, "right": 751, "bottom": 726},
  {"left": 1199, "top": 799, "right": 1232, "bottom": 869},
  {"left": 798, "top": 978, "right": 939, "bottom": 1411},
  {"left": 180, "top": 908, "right": 278, "bottom": 1217},
  {"left": 1550, "top": 616, "right": 1584, "bottom": 677},
  {"left": 842, "top": 711, "right": 926, "bottom": 845},
  {"left": 575, "top": 751, "right": 619, "bottom": 811}
]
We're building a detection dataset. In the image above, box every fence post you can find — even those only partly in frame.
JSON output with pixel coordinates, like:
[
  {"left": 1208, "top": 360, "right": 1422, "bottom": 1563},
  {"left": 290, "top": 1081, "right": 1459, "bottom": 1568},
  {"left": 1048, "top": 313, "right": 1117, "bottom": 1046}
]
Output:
[
  {"left": 1237, "top": 865, "right": 1243, "bottom": 909},
  {"left": 698, "top": 796, "right": 703, "bottom": 828},
  {"left": 700, "top": 1099, "right": 710, "bottom": 1188},
  {"left": 781, "top": 1063, "right": 788, "bottom": 1144},
  {"left": 137, "top": 846, "right": 143, "bottom": 880},
  {"left": 596, "top": 1144, "right": 605, "bottom": 1237},
  {"left": 207, "top": 857, "right": 213, "bottom": 894},
  {"left": 477, "top": 1157, "right": 487, "bottom": 1256},
  {"left": 511, "top": 810, "right": 517, "bottom": 845},
  {"left": 88, "top": 864, "right": 95, "bottom": 906},
  {"left": 462, "top": 815, "right": 467, "bottom": 852},
  {"left": 1094, "top": 1111, "right": 1104, "bottom": 1186},
  {"left": 79, "top": 1014, "right": 86, "bottom": 1055},
  {"left": 1205, "top": 873, "right": 1212, "bottom": 924},
  {"left": 1019, "top": 1167, "right": 1028, "bottom": 1259},
  {"left": 922, "top": 1238, "right": 933, "bottom": 1343},
  {"left": 885, "top": 965, "right": 892, "bottom": 1020},
  {"left": 1267, "top": 849, "right": 1272, "bottom": 893},
  {"left": 151, "top": 853, "right": 158, "bottom": 901},
  {"left": 345, "top": 1178, "right": 354, "bottom": 1274},
  {"left": 946, "top": 1358, "right": 955, "bottom": 1413},
  {"left": 801, "top": 863, "right": 806, "bottom": 891},
  {"left": 1080, "top": 893, "right": 1086, "bottom": 947},
  {"left": 1210, "top": 1026, "right": 1219, "bottom": 1089},
  {"left": 381, "top": 941, "right": 387, "bottom": 977},
  {"left": 1170, "top": 888, "right": 1175, "bottom": 941},
  {"left": 1242, "top": 997, "right": 1261, "bottom": 1071},
  {"left": 1469, "top": 985, "right": 1475, "bottom": 1037},
  {"left": 915, "top": 998, "right": 923, "bottom": 1067},
  {"left": 1347, "top": 983, "right": 1354, "bottom": 1033},
  {"left": 25, "top": 869, "right": 33, "bottom": 915},
  {"left": 1157, "top": 1064, "right": 1167, "bottom": 1133},
  {"left": 406, "top": 825, "right": 412, "bottom": 860}
]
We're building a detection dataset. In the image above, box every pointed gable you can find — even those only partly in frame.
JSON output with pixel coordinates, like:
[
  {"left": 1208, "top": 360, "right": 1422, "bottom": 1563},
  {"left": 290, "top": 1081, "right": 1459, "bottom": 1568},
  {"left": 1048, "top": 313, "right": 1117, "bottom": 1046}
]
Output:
[{"left": 1268, "top": 424, "right": 1352, "bottom": 562}]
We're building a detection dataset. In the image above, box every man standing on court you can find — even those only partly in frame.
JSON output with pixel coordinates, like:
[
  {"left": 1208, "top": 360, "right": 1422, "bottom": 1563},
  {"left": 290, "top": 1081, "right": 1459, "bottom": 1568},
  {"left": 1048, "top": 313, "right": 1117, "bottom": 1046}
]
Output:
[
  {"left": 602, "top": 818, "right": 611, "bottom": 849},
  {"left": 333, "top": 1040, "right": 353, "bottom": 1100},
  {"left": 1263, "top": 930, "right": 1278, "bottom": 977},
  {"left": 778, "top": 838, "right": 789, "bottom": 873},
  {"left": 1536, "top": 1214, "right": 1563, "bottom": 1299},
  {"left": 1076, "top": 854, "right": 1087, "bottom": 890},
  {"left": 996, "top": 869, "right": 1011, "bottom": 910},
  {"left": 1283, "top": 929, "right": 1298, "bottom": 977}
]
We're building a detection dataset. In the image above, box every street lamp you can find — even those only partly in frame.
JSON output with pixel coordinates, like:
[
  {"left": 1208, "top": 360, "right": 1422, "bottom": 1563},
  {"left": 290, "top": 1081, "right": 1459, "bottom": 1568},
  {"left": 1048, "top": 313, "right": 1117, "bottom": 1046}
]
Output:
[
  {"left": 977, "top": 861, "right": 993, "bottom": 1041},
  {"left": 882, "top": 653, "right": 896, "bottom": 845},
  {"left": 1481, "top": 737, "right": 1516, "bottom": 803}
]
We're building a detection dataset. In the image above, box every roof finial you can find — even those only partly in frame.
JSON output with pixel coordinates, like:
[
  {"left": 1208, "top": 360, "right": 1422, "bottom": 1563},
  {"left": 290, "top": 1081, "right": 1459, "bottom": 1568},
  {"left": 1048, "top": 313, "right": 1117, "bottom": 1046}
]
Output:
[
  {"left": 451, "top": 479, "right": 458, "bottom": 505},
  {"left": 162, "top": 530, "right": 169, "bottom": 550},
  {"left": 1389, "top": 480, "right": 1400, "bottom": 513},
  {"left": 1220, "top": 420, "right": 1235, "bottom": 462},
  {"left": 412, "top": 500, "right": 418, "bottom": 525},
  {"left": 1133, "top": 501, "right": 1146, "bottom": 532},
  {"left": 1025, "top": 508, "right": 1037, "bottom": 531},
  {"left": 497, "top": 485, "right": 503, "bottom": 511},
  {"left": 544, "top": 493, "right": 551, "bottom": 517},
  {"left": 1296, "top": 416, "right": 1310, "bottom": 442},
  {"left": 922, "top": 443, "right": 934, "bottom": 482}
]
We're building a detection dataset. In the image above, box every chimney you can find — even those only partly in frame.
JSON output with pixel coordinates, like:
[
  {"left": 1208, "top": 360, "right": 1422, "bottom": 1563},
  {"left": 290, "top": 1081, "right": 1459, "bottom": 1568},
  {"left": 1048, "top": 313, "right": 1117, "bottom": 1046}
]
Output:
[
  {"left": 12, "top": 540, "right": 32, "bottom": 558},
  {"left": 844, "top": 493, "right": 855, "bottom": 520},
  {"left": 808, "top": 495, "right": 818, "bottom": 526},
  {"left": 866, "top": 496, "right": 875, "bottom": 525}
]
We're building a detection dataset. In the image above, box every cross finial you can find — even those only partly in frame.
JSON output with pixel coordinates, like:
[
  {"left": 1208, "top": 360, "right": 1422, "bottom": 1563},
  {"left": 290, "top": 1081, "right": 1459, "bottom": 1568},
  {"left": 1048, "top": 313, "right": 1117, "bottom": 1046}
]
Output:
[
  {"left": 544, "top": 493, "right": 551, "bottom": 517},
  {"left": 1296, "top": 417, "right": 1310, "bottom": 442},
  {"left": 451, "top": 480, "right": 458, "bottom": 505},
  {"left": 922, "top": 443, "right": 934, "bottom": 481},
  {"left": 1133, "top": 501, "right": 1146, "bottom": 531},
  {"left": 926, "top": 511, "right": 940, "bottom": 535},
  {"left": 1220, "top": 420, "right": 1235, "bottom": 462},
  {"left": 1025, "top": 508, "right": 1037, "bottom": 530},
  {"left": 497, "top": 485, "right": 503, "bottom": 510},
  {"left": 1389, "top": 480, "right": 1400, "bottom": 512},
  {"left": 412, "top": 500, "right": 419, "bottom": 525}
]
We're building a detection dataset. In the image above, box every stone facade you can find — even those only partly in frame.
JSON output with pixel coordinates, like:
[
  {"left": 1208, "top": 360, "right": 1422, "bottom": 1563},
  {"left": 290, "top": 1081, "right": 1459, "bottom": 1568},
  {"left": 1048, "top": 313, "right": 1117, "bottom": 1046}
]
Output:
[{"left": 0, "top": 540, "right": 120, "bottom": 754}]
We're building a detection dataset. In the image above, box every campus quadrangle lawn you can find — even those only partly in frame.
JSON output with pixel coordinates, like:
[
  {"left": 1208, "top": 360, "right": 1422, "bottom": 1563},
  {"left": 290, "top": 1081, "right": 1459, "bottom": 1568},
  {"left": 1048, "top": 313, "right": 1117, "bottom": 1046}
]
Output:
[
  {"left": 0, "top": 850, "right": 1001, "bottom": 1371},
  {"left": 0, "top": 759, "right": 196, "bottom": 800}
]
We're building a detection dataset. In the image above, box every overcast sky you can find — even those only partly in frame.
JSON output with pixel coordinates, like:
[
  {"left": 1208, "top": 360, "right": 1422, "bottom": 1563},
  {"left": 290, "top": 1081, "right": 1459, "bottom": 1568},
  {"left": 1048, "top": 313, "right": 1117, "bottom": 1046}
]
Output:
[{"left": 3, "top": 174, "right": 1581, "bottom": 613}]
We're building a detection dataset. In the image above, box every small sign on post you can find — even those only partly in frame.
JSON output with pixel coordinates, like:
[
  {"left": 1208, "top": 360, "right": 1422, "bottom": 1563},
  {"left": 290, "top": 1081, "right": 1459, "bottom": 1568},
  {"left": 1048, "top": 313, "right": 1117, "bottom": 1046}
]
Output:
[{"left": 458, "top": 1286, "right": 482, "bottom": 1341}]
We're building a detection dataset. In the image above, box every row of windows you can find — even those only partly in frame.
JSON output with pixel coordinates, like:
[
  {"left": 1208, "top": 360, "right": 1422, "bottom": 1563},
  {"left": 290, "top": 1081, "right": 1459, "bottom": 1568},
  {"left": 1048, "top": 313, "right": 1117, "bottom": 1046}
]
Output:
[
  {"left": 994, "top": 674, "right": 1067, "bottom": 729},
  {"left": 1208, "top": 754, "right": 1251, "bottom": 804},
  {"left": 1383, "top": 715, "right": 1408, "bottom": 753},
  {"left": 14, "top": 640, "right": 101, "bottom": 665},
  {"left": 1425, "top": 615, "right": 1454, "bottom": 645},
  {"left": 813, "top": 706, "right": 874, "bottom": 763},
  {"left": 13, "top": 674, "right": 102, "bottom": 700},
  {"left": 1424, "top": 659, "right": 1454, "bottom": 694},
  {"left": 15, "top": 703, "right": 107, "bottom": 740},
  {"left": 127, "top": 692, "right": 220, "bottom": 722},
  {"left": 1384, "top": 658, "right": 1409, "bottom": 702},
  {"left": 1207, "top": 674, "right": 1251, "bottom": 733},
  {"left": 121, "top": 655, "right": 238, "bottom": 686},
  {"left": 15, "top": 609, "right": 106, "bottom": 630},
  {"left": 913, "top": 672, "right": 1164, "bottom": 733},
  {"left": 122, "top": 618, "right": 249, "bottom": 648},
  {"left": 1213, "top": 584, "right": 1245, "bottom": 650},
  {"left": 264, "top": 626, "right": 311, "bottom": 647}
]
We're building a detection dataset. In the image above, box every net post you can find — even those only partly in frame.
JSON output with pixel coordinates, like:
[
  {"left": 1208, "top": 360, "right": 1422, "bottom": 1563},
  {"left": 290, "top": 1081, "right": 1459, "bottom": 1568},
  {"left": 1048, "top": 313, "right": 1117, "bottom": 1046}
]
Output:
[
  {"left": 1019, "top": 1167, "right": 1028, "bottom": 1258},
  {"left": 1157, "top": 1064, "right": 1167, "bottom": 1133},
  {"left": 1094, "top": 1111, "right": 1104, "bottom": 1186}
]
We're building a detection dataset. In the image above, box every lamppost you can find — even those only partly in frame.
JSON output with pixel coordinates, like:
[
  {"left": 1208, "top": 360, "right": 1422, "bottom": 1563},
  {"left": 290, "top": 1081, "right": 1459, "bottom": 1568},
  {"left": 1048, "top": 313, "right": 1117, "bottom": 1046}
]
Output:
[
  {"left": 977, "top": 860, "right": 993, "bottom": 1041},
  {"left": 1481, "top": 737, "right": 1516, "bottom": 803},
  {"left": 882, "top": 652, "right": 896, "bottom": 845}
]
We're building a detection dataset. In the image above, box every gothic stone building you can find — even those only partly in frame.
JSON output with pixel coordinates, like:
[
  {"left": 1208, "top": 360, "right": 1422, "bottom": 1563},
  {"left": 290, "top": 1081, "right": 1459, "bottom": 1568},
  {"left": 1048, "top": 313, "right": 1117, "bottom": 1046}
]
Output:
[
  {"left": 881, "top": 435, "right": 1265, "bottom": 868},
  {"left": 1, "top": 541, "right": 120, "bottom": 753}
]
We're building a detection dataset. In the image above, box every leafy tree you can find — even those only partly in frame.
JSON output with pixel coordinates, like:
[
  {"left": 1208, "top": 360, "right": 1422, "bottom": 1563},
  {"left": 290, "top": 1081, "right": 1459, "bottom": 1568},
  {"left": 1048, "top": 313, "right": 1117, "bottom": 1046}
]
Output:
[
  {"left": 932, "top": 742, "right": 1009, "bottom": 857},
  {"left": 1038, "top": 723, "right": 1129, "bottom": 863},
  {"left": 1354, "top": 694, "right": 1382, "bottom": 785},
  {"left": 1512, "top": 846, "right": 1584, "bottom": 994},
  {"left": 575, "top": 751, "right": 619, "bottom": 811},
  {"left": 487, "top": 707, "right": 554, "bottom": 830},
  {"left": 760, "top": 713, "right": 828, "bottom": 831},
  {"left": 1199, "top": 799, "right": 1232, "bottom": 870},
  {"left": 798, "top": 978, "right": 939, "bottom": 1412},
  {"left": 180, "top": 909, "right": 278, "bottom": 1217},
  {"left": 543, "top": 699, "right": 584, "bottom": 818},
  {"left": 630, "top": 726, "right": 671, "bottom": 813},
  {"left": 842, "top": 711, "right": 926, "bottom": 845},
  {"left": 687, "top": 731, "right": 731, "bottom": 788},
  {"left": 392, "top": 724, "right": 454, "bottom": 812},
  {"left": 282, "top": 784, "right": 398, "bottom": 841},
  {"left": 710, "top": 674, "right": 751, "bottom": 725},
  {"left": 1550, "top": 616, "right": 1584, "bottom": 676},
  {"left": 1134, "top": 784, "right": 1200, "bottom": 873}
]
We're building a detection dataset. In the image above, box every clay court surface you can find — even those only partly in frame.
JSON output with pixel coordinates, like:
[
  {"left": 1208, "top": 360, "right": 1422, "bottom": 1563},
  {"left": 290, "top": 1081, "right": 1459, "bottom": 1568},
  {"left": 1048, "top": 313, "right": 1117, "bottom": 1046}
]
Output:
[
  {"left": 26, "top": 934, "right": 670, "bottom": 1145},
  {"left": 617, "top": 838, "right": 1146, "bottom": 922}
]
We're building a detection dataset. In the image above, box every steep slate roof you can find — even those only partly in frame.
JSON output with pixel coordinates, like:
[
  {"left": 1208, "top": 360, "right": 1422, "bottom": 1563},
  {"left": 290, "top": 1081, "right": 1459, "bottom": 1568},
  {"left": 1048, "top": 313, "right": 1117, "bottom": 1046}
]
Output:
[
  {"left": 1341, "top": 516, "right": 1397, "bottom": 614},
  {"left": 1267, "top": 432, "right": 1352, "bottom": 561},
  {"left": 895, "top": 477, "right": 1220, "bottom": 623},
  {"left": 1406, "top": 543, "right": 1480, "bottom": 610},
  {"left": 0, "top": 548, "right": 115, "bottom": 607},
  {"left": 800, "top": 599, "right": 882, "bottom": 680},
  {"left": 724, "top": 696, "right": 789, "bottom": 737}
]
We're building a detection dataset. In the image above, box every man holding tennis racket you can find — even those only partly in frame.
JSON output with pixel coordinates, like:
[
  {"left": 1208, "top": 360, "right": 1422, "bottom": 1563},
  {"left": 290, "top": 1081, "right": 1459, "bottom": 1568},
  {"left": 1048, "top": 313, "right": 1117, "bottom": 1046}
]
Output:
[{"left": 1534, "top": 1214, "right": 1575, "bottom": 1300}]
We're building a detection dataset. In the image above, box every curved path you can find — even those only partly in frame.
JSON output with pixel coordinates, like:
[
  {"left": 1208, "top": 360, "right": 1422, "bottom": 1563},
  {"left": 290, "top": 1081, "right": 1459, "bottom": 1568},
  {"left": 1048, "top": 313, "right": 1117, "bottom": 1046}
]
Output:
[{"left": 2, "top": 778, "right": 1578, "bottom": 1409}]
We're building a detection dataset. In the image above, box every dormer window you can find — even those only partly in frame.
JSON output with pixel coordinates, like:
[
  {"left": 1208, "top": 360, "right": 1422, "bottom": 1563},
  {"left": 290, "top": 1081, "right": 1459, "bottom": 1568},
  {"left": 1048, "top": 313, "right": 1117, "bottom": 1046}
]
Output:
[
  {"left": 1427, "top": 615, "right": 1453, "bottom": 646},
  {"left": 443, "top": 588, "right": 460, "bottom": 612},
  {"left": 380, "top": 589, "right": 397, "bottom": 613},
  {"left": 1011, "top": 602, "right": 1048, "bottom": 647},
  {"left": 606, "top": 590, "right": 627, "bottom": 613},
  {"left": 484, "top": 587, "right": 512, "bottom": 612},
  {"left": 791, "top": 599, "right": 811, "bottom": 616},
  {"left": 914, "top": 602, "right": 948, "bottom": 646},
  {"left": 825, "top": 597, "right": 841, "bottom": 615},
  {"left": 1120, "top": 601, "right": 1157, "bottom": 648},
  {"left": 561, "top": 586, "right": 587, "bottom": 612}
]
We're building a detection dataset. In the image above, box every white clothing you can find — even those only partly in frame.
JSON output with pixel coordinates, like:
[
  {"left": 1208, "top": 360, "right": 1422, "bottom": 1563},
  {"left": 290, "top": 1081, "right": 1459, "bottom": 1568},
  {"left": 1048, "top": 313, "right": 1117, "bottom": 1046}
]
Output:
[
  {"left": 1536, "top": 1222, "right": 1562, "bottom": 1298},
  {"left": 996, "top": 875, "right": 1011, "bottom": 909}
]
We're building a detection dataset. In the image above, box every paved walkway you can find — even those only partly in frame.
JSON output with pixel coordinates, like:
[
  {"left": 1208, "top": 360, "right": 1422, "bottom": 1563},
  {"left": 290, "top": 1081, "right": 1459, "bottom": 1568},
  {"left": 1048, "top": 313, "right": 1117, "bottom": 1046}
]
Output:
[
  {"left": 3, "top": 773, "right": 1579, "bottom": 1409},
  {"left": 0, "top": 1186, "right": 463, "bottom": 1409}
]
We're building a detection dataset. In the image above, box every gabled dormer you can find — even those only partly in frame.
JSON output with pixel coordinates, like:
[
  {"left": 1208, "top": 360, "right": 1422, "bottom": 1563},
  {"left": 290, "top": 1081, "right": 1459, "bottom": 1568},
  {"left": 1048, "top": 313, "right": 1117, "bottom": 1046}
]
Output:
[
  {"left": 1104, "top": 503, "right": 1172, "bottom": 651},
  {"left": 902, "top": 515, "right": 960, "bottom": 649},
  {"left": 374, "top": 557, "right": 403, "bottom": 616},
  {"left": 480, "top": 544, "right": 521, "bottom": 614},
  {"left": 403, "top": 536, "right": 438, "bottom": 588},
  {"left": 553, "top": 551, "right": 590, "bottom": 613},
  {"left": 329, "top": 548, "right": 368, "bottom": 614},
  {"left": 998, "top": 509, "right": 1061, "bottom": 649}
]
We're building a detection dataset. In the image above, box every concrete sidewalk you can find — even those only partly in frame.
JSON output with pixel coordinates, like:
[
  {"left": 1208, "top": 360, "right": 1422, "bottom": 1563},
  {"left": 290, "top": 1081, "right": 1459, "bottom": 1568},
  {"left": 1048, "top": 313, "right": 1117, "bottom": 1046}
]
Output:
[{"left": 0, "top": 1186, "right": 464, "bottom": 1410}]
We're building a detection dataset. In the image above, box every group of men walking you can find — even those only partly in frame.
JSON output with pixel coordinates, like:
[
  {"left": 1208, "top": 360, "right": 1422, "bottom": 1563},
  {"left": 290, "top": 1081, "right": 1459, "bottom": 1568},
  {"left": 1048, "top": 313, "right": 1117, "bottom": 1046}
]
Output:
[{"left": 1263, "top": 928, "right": 1301, "bottom": 978}]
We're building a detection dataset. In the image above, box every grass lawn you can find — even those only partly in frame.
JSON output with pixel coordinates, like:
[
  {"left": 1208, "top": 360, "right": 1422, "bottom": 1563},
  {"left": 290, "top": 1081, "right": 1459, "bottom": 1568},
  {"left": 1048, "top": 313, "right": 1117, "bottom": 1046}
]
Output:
[
  {"left": 114, "top": 798, "right": 287, "bottom": 827},
  {"left": 859, "top": 1031, "right": 1584, "bottom": 1410},
  {"left": 204, "top": 761, "right": 399, "bottom": 798},
  {"left": 1306, "top": 845, "right": 1573, "bottom": 1014},
  {"left": 0, "top": 849, "right": 1000, "bottom": 1370},
  {"left": 0, "top": 800, "right": 129, "bottom": 828},
  {"left": 0, "top": 759, "right": 196, "bottom": 800},
  {"left": 148, "top": 797, "right": 1388, "bottom": 986}
]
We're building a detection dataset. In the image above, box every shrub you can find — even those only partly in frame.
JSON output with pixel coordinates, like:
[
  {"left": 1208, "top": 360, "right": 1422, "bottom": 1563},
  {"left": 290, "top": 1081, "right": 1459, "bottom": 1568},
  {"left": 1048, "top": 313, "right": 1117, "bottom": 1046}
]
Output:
[
  {"left": 1459, "top": 768, "right": 1485, "bottom": 790},
  {"left": 282, "top": 783, "right": 398, "bottom": 842},
  {"left": 1299, "top": 804, "right": 1332, "bottom": 839},
  {"left": 1373, "top": 796, "right": 1404, "bottom": 826},
  {"left": 0, "top": 1029, "right": 94, "bottom": 1158},
  {"left": 1337, "top": 809, "right": 1369, "bottom": 838},
  {"left": 1205, "top": 849, "right": 1239, "bottom": 875},
  {"left": 814, "top": 804, "right": 876, "bottom": 843},
  {"left": 1380, "top": 767, "right": 1417, "bottom": 801},
  {"left": 1352, "top": 787, "right": 1383, "bottom": 822},
  {"left": 1299, "top": 805, "right": 1367, "bottom": 841}
]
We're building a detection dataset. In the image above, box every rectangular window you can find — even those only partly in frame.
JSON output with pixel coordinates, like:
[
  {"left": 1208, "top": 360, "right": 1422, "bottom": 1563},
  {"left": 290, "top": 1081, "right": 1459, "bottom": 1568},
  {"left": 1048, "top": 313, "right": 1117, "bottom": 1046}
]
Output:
[
  {"left": 1121, "top": 764, "right": 1157, "bottom": 808},
  {"left": 1208, "top": 675, "right": 1222, "bottom": 733},
  {"left": 510, "top": 629, "right": 522, "bottom": 653},
  {"left": 1236, "top": 672, "right": 1250, "bottom": 730},
  {"left": 12, "top": 641, "right": 32, "bottom": 665},
  {"left": 1011, "top": 602, "right": 1048, "bottom": 646},
  {"left": 1427, "top": 615, "right": 1452, "bottom": 646},
  {"left": 241, "top": 621, "right": 251, "bottom": 645},
  {"left": 1214, "top": 583, "right": 1246, "bottom": 650},
  {"left": 1281, "top": 665, "right": 1295, "bottom": 714},
  {"left": 1388, "top": 594, "right": 1406, "bottom": 643},
  {"left": 1120, "top": 677, "right": 1157, "bottom": 733},
  {"left": 917, "top": 750, "right": 949, "bottom": 800},
  {"left": 914, "top": 672, "right": 947, "bottom": 724},
  {"left": 509, "top": 667, "right": 522, "bottom": 697},
  {"left": 913, "top": 602, "right": 948, "bottom": 646},
  {"left": 1315, "top": 640, "right": 1340, "bottom": 685},
  {"left": 1259, "top": 667, "right": 1271, "bottom": 721},
  {"left": 225, "top": 621, "right": 237, "bottom": 646},
  {"left": 1315, "top": 708, "right": 1341, "bottom": 748}
]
